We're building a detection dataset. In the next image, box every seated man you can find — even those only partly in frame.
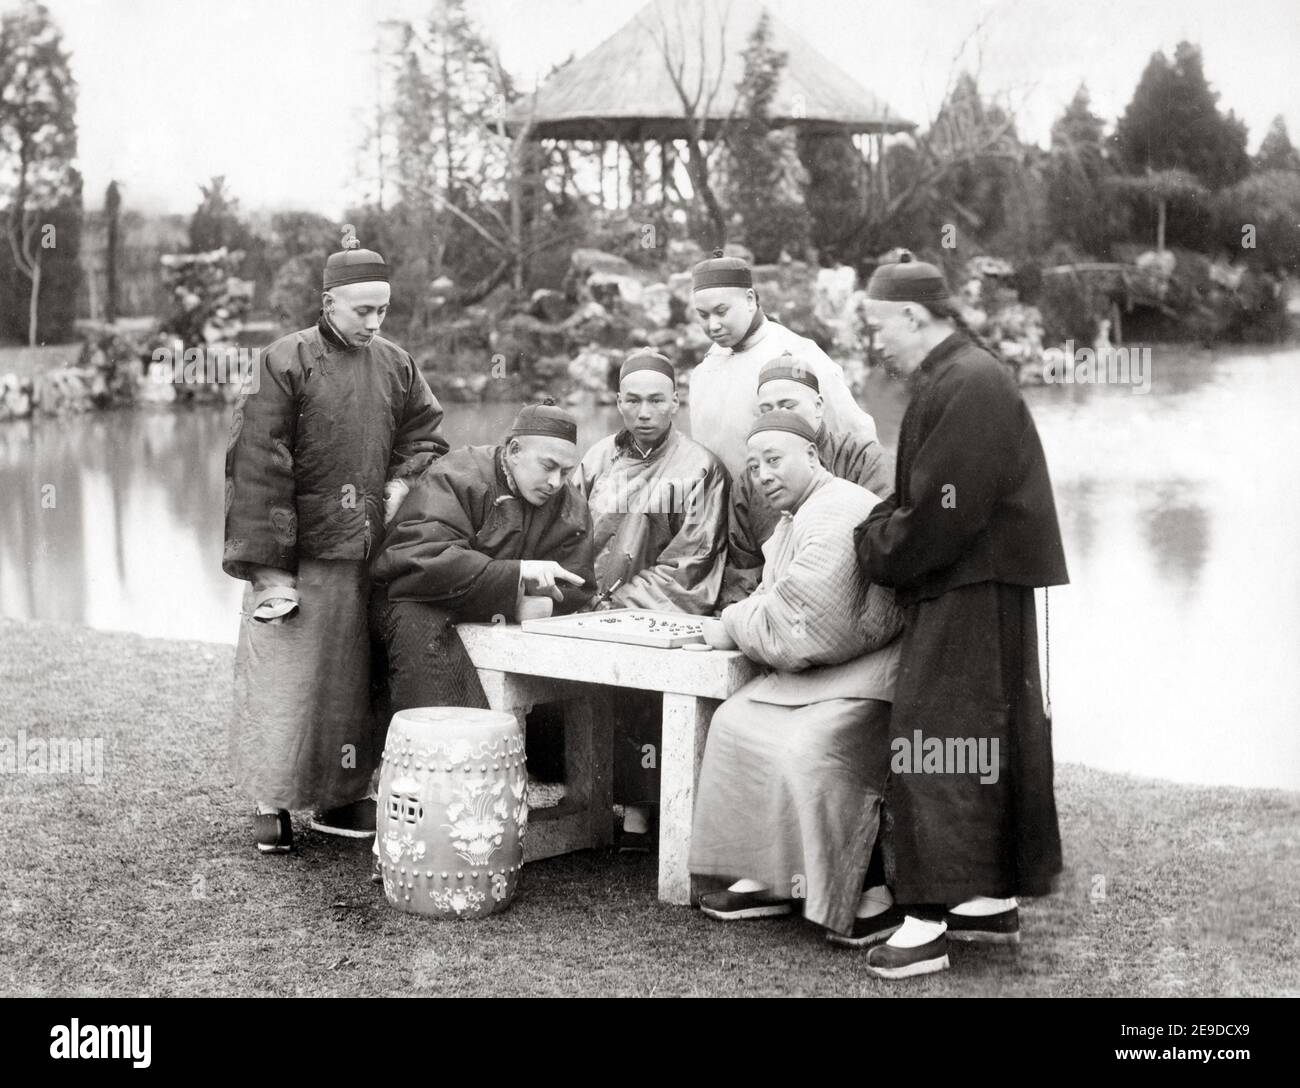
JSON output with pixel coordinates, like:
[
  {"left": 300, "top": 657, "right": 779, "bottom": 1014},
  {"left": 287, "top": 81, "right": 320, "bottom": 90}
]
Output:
[
  {"left": 369, "top": 401, "right": 595, "bottom": 718},
  {"left": 720, "top": 351, "right": 895, "bottom": 606},
  {"left": 576, "top": 350, "right": 730, "bottom": 848},
  {"left": 689, "top": 410, "right": 905, "bottom": 944}
]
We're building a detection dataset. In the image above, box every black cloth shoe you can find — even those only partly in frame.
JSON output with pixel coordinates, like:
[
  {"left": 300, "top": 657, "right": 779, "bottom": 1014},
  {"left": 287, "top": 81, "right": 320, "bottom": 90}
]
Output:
[
  {"left": 309, "top": 798, "right": 376, "bottom": 838},
  {"left": 826, "top": 905, "right": 909, "bottom": 948},
  {"left": 944, "top": 906, "right": 1020, "bottom": 944},
  {"left": 699, "top": 888, "right": 794, "bottom": 921},
  {"left": 254, "top": 810, "right": 292, "bottom": 854},
  {"left": 863, "top": 934, "right": 951, "bottom": 979}
]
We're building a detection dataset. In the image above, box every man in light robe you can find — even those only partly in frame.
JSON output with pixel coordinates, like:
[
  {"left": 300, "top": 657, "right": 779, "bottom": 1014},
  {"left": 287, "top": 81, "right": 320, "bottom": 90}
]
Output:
[
  {"left": 689, "top": 410, "right": 905, "bottom": 941},
  {"left": 688, "top": 250, "right": 880, "bottom": 481},
  {"left": 854, "top": 253, "right": 1069, "bottom": 980},
  {"left": 577, "top": 350, "right": 729, "bottom": 847},
  {"left": 721, "top": 350, "right": 894, "bottom": 606},
  {"left": 225, "top": 245, "right": 447, "bottom": 854}
]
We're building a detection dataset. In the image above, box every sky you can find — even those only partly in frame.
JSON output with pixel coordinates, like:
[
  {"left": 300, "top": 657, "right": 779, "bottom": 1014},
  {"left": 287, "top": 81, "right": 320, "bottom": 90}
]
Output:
[{"left": 16, "top": 0, "right": 1300, "bottom": 218}]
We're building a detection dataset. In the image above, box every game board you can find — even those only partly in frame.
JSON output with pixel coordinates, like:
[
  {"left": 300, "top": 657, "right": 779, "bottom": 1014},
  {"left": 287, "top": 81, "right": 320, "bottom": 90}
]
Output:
[{"left": 520, "top": 608, "right": 705, "bottom": 649}]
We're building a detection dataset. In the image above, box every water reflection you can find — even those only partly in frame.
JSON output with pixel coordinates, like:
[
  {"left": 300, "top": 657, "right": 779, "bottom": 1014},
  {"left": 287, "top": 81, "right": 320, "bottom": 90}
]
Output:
[
  {"left": 2, "top": 348, "right": 1299, "bottom": 790},
  {"left": 1141, "top": 486, "right": 1211, "bottom": 589}
]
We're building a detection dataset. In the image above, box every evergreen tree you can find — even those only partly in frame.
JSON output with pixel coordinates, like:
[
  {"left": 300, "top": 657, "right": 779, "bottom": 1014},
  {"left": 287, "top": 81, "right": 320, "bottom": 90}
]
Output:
[
  {"left": 930, "top": 72, "right": 1021, "bottom": 245},
  {"left": 1045, "top": 85, "right": 1123, "bottom": 257},
  {"left": 723, "top": 11, "right": 810, "bottom": 262},
  {"left": 1255, "top": 115, "right": 1300, "bottom": 173},
  {"left": 0, "top": 0, "right": 82, "bottom": 345},
  {"left": 1115, "top": 42, "right": 1250, "bottom": 190},
  {"left": 797, "top": 131, "right": 865, "bottom": 265},
  {"left": 188, "top": 175, "right": 254, "bottom": 254}
]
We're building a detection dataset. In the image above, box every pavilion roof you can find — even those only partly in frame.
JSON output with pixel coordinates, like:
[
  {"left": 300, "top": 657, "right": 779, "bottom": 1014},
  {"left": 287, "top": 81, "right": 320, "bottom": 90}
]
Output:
[{"left": 504, "top": 0, "right": 914, "bottom": 141}]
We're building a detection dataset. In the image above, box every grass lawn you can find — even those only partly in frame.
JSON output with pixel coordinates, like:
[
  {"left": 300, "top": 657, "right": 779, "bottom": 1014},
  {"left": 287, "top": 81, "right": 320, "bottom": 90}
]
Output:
[{"left": 2, "top": 616, "right": 1297, "bottom": 998}]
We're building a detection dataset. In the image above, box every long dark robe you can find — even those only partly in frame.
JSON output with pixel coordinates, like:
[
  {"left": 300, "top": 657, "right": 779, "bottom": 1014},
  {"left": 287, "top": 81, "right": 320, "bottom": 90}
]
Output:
[
  {"left": 856, "top": 332, "right": 1068, "bottom": 904},
  {"left": 225, "top": 320, "right": 445, "bottom": 809},
  {"left": 884, "top": 582, "right": 1060, "bottom": 902}
]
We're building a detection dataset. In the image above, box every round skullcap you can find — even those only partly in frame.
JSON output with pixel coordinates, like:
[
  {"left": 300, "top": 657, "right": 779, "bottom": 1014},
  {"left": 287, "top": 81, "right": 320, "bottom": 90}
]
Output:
[
  {"left": 865, "top": 250, "right": 957, "bottom": 310},
  {"left": 746, "top": 408, "right": 817, "bottom": 444},
  {"left": 691, "top": 247, "right": 753, "bottom": 291},
  {"left": 758, "top": 350, "right": 819, "bottom": 393},
  {"left": 509, "top": 398, "right": 578, "bottom": 445},
  {"left": 323, "top": 247, "right": 389, "bottom": 289},
  {"left": 619, "top": 350, "right": 676, "bottom": 384}
]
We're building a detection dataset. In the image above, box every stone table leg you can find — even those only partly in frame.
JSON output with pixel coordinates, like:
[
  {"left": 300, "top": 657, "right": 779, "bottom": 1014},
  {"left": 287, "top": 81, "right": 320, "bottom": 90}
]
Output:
[
  {"left": 477, "top": 669, "right": 612, "bottom": 860},
  {"left": 658, "top": 691, "right": 716, "bottom": 905}
]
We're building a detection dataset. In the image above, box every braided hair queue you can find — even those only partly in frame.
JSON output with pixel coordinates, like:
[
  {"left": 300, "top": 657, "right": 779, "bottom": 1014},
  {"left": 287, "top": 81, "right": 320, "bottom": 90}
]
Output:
[{"left": 922, "top": 302, "right": 1018, "bottom": 375}]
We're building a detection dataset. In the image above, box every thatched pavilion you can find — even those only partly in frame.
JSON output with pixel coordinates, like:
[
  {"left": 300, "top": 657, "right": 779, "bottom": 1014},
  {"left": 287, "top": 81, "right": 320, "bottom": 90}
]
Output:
[{"left": 503, "top": 0, "right": 914, "bottom": 209}]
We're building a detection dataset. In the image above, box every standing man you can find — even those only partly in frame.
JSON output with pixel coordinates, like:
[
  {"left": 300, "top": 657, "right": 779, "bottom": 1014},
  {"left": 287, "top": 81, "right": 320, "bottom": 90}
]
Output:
[
  {"left": 854, "top": 252, "right": 1069, "bottom": 979},
  {"left": 577, "top": 350, "right": 730, "bottom": 847},
  {"left": 688, "top": 250, "right": 879, "bottom": 481},
  {"left": 224, "top": 245, "right": 447, "bottom": 854},
  {"left": 721, "top": 350, "right": 894, "bottom": 606}
]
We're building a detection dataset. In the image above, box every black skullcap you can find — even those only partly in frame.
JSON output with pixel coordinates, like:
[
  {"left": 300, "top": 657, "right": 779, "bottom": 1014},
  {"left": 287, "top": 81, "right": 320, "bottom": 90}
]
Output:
[
  {"left": 509, "top": 398, "right": 578, "bottom": 444},
  {"left": 865, "top": 250, "right": 957, "bottom": 310},
  {"left": 619, "top": 350, "right": 676, "bottom": 384},
  {"left": 757, "top": 350, "right": 819, "bottom": 393},
  {"left": 747, "top": 408, "right": 817, "bottom": 445},
  {"left": 323, "top": 247, "right": 389, "bottom": 289},
  {"left": 691, "top": 247, "right": 753, "bottom": 291}
]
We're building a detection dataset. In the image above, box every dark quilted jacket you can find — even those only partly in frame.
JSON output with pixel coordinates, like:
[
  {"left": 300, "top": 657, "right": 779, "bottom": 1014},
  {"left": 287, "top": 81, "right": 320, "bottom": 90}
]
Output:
[{"left": 223, "top": 323, "right": 447, "bottom": 580}]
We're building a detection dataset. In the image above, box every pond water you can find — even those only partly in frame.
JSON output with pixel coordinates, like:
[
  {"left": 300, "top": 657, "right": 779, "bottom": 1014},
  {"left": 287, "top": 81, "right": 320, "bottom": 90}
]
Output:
[{"left": 2, "top": 349, "right": 1298, "bottom": 791}]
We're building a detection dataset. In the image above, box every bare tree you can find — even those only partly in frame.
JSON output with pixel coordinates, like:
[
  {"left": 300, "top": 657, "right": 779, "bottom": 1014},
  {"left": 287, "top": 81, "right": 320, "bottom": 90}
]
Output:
[
  {"left": 647, "top": 0, "right": 737, "bottom": 246},
  {"left": 841, "top": 14, "right": 1030, "bottom": 255}
]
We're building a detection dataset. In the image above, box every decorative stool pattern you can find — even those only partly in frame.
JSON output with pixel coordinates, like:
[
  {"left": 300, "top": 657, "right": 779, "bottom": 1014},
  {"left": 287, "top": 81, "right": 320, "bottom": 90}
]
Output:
[{"left": 375, "top": 706, "right": 527, "bottom": 919}]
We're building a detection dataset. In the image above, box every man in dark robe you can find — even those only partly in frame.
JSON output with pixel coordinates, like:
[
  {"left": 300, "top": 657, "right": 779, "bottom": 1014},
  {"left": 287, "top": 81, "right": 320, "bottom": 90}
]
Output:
[
  {"left": 576, "top": 350, "right": 729, "bottom": 848},
  {"left": 853, "top": 252, "right": 1069, "bottom": 980},
  {"left": 368, "top": 402, "right": 595, "bottom": 719},
  {"left": 224, "top": 245, "right": 446, "bottom": 854},
  {"left": 721, "top": 351, "right": 894, "bottom": 606}
]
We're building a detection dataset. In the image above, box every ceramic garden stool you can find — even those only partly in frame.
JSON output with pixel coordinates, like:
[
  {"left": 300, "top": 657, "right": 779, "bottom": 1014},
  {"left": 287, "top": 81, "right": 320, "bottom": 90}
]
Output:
[{"left": 375, "top": 706, "right": 526, "bottom": 919}]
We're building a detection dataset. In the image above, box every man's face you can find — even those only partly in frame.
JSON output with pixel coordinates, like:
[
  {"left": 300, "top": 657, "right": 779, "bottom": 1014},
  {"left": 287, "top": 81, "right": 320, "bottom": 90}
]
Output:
[
  {"left": 506, "top": 435, "right": 579, "bottom": 506},
  {"left": 692, "top": 286, "right": 757, "bottom": 349},
  {"left": 324, "top": 281, "right": 391, "bottom": 346},
  {"left": 746, "top": 430, "right": 818, "bottom": 513},
  {"left": 863, "top": 299, "right": 925, "bottom": 376},
  {"left": 617, "top": 369, "right": 677, "bottom": 446},
  {"left": 756, "top": 378, "right": 823, "bottom": 431}
]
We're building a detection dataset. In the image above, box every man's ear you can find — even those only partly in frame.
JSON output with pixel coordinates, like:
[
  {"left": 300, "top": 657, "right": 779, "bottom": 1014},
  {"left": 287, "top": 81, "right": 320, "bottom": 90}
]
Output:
[{"left": 321, "top": 291, "right": 333, "bottom": 312}]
